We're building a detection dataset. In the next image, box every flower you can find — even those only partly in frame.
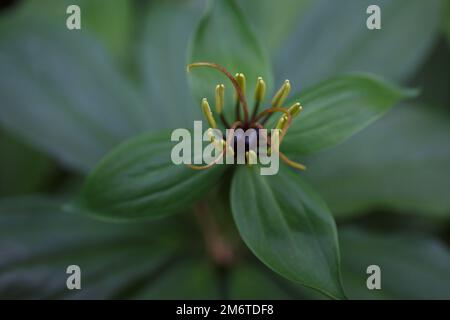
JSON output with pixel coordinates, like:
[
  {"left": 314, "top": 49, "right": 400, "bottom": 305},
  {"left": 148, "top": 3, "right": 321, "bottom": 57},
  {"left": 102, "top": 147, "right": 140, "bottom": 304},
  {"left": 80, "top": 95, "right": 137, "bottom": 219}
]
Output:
[{"left": 187, "top": 61, "right": 305, "bottom": 171}]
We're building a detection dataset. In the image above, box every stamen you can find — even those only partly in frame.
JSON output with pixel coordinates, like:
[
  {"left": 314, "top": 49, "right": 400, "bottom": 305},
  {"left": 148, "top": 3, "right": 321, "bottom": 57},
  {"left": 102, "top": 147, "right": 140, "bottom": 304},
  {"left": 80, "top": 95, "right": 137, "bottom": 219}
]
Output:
[
  {"left": 206, "top": 128, "right": 223, "bottom": 153},
  {"left": 255, "top": 77, "right": 266, "bottom": 103},
  {"left": 235, "top": 73, "right": 246, "bottom": 122},
  {"left": 215, "top": 84, "right": 230, "bottom": 127},
  {"left": 288, "top": 102, "right": 302, "bottom": 117},
  {"left": 186, "top": 121, "right": 241, "bottom": 171},
  {"left": 201, "top": 98, "right": 217, "bottom": 129},
  {"left": 276, "top": 115, "right": 288, "bottom": 130},
  {"left": 235, "top": 73, "right": 246, "bottom": 96},
  {"left": 255, "top": 107, "right": 292, "bottom": 143},
  {"left": 255, "top": 107, "right": 291, "bottom": 127},
  {"left": 259, "top": 80, "right": 292, "bottom": 125},
  {"left": 251, "top": 77, "right": 266, "bottom": 121},
  {"left": 257, "top": 129, "right": 306, "bottom": 171},
  {"left": 187, "top": 62, "right": 249, "bottom": 124},
  {"left": 271, "top": 80, "right": 291, "bottom": 108},
  {"left": 253, "top": 126, "right": 275, "bottom": 156},
  {"left": 209, "top": 127, "right": 234, "bottom": 157},
  {"left": 186, "top": 64, "right": 307, "bottom": 172},
  {"left": 187, "top": 155, "right": 224, "bottom": 170},
  {"left": 187, "top": 129, "right": 224, "bottom": 170},
  {"left": 269, "top": 129, "right": 280, "bottom": 156},
  {"left": 245, "top": 150, "right": 257, "bottom": 166},
  {"left": 279, "top": 152, "right": 306, "bottom": 170},
  {"left": 215, "top": 84, "right": 225, "bottom": 114}
]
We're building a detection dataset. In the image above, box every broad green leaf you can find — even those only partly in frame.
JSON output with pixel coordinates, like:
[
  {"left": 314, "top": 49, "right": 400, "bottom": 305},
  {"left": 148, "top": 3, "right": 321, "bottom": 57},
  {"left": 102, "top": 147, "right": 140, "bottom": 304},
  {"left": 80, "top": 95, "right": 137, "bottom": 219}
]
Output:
[
  {"left": 77, "top": 0, "right": 133, "bottom": 61},
  {"left": 4, "top": 0, "right": 133, "bottom": 60},
  {"left": 445, "top": 1, "right": 450, "bottom": 45},
  {"left": 228, "top": 262, "right": 292, "bottom": 299},
  {"left": 0, "top": 19, "right": 152, "bottom": 173},
  {"left": 282, "top": 74, "right": 414, "bottom": 156},
  {"left": 75, "top": 131, "right": 224, "bottom": 221},
  {"left": 0, "top": 131, "right": 53, "bottom": 196},
  {"left": 188, "top": 0, "right": 273, "bottom": 119},
  {"left": 230, "top": 165, "right": 345, "bottom": 299},
  {"left": 128, "top": 258, "right": 220, "bottom": 299},
  {"left": 276, "top": 0, "right": 443, "bottom": 88},
  {"left": 239, "top": 0, "right": 312, "bottom": 52},
  {"left": 138, "top": 0, "right": 204, "bottom": 129},
  {"left": 0, "top": 197, "right": 191, "bottom": 299},
  {"left": 228, "top": 260, "right": 326, "bottom": 299},
  {"left": 412, "top": 41, "right": 450, "bottom": 109},
  {"left": 305, "top": 104, "right": 450, "bottom": 218},
  {"left": 340, "top": 227, "right": 450, "bottom": 299}
]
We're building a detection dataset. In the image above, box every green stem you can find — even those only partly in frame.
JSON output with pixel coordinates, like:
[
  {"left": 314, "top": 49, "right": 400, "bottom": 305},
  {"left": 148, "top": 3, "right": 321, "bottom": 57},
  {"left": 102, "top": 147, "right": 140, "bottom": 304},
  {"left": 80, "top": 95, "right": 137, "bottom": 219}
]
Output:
[{"left": 195, "top": 202, "right": 234, "bottom": 267}]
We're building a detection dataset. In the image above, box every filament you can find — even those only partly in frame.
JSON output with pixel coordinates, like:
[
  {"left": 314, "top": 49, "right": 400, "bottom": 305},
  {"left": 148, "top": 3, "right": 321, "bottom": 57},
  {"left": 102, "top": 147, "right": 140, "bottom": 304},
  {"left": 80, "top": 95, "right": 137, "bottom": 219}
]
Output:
[{"left": 187, "top": 62, "right": 249, "bottom": 124}]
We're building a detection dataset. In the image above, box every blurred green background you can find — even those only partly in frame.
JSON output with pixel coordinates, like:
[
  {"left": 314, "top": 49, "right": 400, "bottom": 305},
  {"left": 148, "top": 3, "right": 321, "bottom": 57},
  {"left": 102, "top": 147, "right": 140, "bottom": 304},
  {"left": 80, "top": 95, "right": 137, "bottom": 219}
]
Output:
[{"left": 0, "top": 0, "right": 449, "bottom": 299}]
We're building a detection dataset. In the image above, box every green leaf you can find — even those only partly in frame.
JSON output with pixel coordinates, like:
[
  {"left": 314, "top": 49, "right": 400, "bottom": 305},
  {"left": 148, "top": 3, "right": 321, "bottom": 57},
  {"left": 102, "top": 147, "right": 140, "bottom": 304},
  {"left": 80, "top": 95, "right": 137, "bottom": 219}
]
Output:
[
  {"left": 188, "top": 0, "right": 273, "bottom": 118},
  {"left": 128, "top": 258, "right": 220, "bottom": 299},
  {"left": 239, "top": 0, "right": 312, "bottom": 52},
  {"left": 138, "top": 0, "right": 204, "bottom": 129},
  {"left": 0, "top": 131, "right": 53, "bottom": 196},
  {"left": 228, "top": 262, "right": 292, "bottom": 299},
  {"left": 340, "top": 227, "right": 450, "bottom": 299},
  {"left": 77, "top": 0, "right": 133, "bottom": 61},
  {"left": 305, "top": 104, "right": 450, "bottom": 218},
  {"left": 228, "top": 259, "right": 327, "bottom": 299},
  {"left": 282, "top": 74, "right": 415, "bottom": 156},
  {"left": 75, "top": 131, "right": 224, "bottom": 221},
  {"left": 230, "top": 165, "right": 345, "bottom": 299},
  {"left": 0, "top": 19, "right": 152, "bottom": 173},
  {"left": 4, "top": 0, "right": 133, "bottom": 60},
  {"left": 445, "top": 1, "right": 450, "bottom": 45},
  {"left": 412, "top": 41, "right": 450, "bottom": 109},
  {"left": 276, "top": 0, "right": 443, "bottom": 88},
  {"left": 0, "top": 197, "right": 191, "bottom": 299}
]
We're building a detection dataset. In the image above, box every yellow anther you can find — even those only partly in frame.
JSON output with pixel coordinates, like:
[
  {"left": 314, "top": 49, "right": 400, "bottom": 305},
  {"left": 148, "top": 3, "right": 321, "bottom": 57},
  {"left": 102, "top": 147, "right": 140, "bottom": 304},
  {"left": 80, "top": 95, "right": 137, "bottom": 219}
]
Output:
[
  {"left": 235, "top": 73, "right": 247, "bottom": 103},
  {"left": 288, "top": 102, "right": 302, "bottom": 118},
  {"left": 275, "top": 115, "right": 288, "bottom": 130},
  {"left": 207, "top": 128, "right": 226, "bottom": 153},
  {"left": 235, "top": 73, "right": 246, "bottom": 93},
  {"left": 201, "top": 98, "right": 217, "bottom": 129},
  {"left": 246, "top": 150, "right": 258, "bottom": 165},
  {"left": 271, "top": 80, "right": 291, "bottom": 107},
  {"left": 215, "top": 84, "right": 225, "bottom": 114},
  {"left": 270, "top": 129, "right": 281, "bottom": 155},
  {"left": 279, "top": 152, "right": 306, "bottom": 171},
  {"left": 206, "top": 128, "right": 216, "bottom": 142},
  {"left": 254, "top": 77, "right": 266, "bottom": 103}
]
